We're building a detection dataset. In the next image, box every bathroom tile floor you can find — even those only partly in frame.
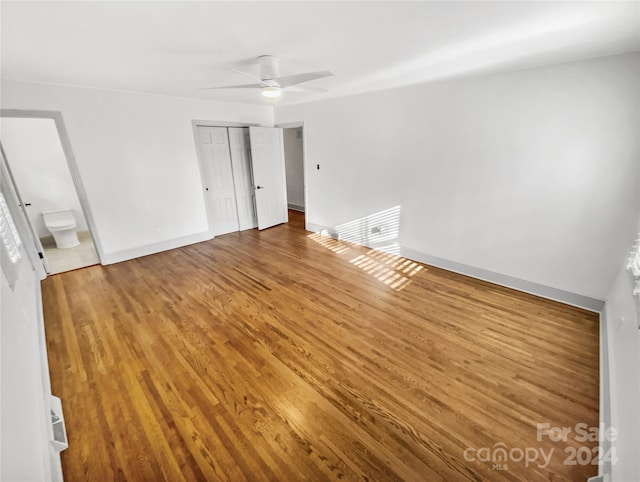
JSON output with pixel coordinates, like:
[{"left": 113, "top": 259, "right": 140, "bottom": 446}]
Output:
[{"left": 42, "top": 230, "right": 100, "bottom": 274}]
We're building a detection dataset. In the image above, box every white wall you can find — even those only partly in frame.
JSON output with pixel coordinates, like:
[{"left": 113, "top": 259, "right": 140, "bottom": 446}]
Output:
[
  {"left": 276, "top": 52, "right": 640, "bottom": 300},
  {"left": 1, "top": 81, "right": 273, "bottom": 263},
  {"left": 604, "top": 218, "right": 640, "bottom": 482},
  {"left": 283, "top": 127, "right": 305, "bottom": 210},
  {"left": 1, "top": 187, "right": 59, "bottom": 481},
  {"left": 1, "top": 117, "right": 89, "bottom": 238},
  {"left": 1, "top": 252, "right": 51, "bottom": 481}
]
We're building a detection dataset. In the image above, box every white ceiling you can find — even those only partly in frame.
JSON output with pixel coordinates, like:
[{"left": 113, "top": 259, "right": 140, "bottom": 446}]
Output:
[{"left": 1, "top": 1, "right": 639, "bottom": 106}]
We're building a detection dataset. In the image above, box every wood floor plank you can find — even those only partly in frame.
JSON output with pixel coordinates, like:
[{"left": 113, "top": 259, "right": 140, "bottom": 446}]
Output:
[{"left": 42, "top": 211, "right": 599, "bottom": 481}]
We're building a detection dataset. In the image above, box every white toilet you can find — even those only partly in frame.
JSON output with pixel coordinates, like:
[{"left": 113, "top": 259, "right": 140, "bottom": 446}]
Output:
[{"left": 43, "top": 210, "right": 80, "bottom": 249}]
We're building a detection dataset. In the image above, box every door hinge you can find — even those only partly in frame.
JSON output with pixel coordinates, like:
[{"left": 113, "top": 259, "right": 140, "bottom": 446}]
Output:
[{"left": 38, "top": 252, "right": 44, "bottom": 259}]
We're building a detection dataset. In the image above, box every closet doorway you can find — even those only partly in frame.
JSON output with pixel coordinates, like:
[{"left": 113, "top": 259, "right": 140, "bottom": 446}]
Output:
[{"left": 193, "top": 124, "right": 288, "bottom": 237}]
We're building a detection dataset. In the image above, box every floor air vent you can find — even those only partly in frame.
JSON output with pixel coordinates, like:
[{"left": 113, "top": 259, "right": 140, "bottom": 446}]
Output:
[{"left": 50, "top": 396, "right": 68, "bottom": 452}]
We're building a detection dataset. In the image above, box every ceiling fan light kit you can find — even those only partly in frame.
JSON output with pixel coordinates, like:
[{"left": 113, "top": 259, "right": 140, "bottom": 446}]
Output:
[{"left": 261, "top": 86, "right": 281, "bottom": 98}]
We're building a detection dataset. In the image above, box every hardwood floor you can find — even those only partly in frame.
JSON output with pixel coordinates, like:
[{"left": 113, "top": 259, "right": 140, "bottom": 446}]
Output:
[{"left": 42, "top": 211, "right": 599, "bottom": 481}]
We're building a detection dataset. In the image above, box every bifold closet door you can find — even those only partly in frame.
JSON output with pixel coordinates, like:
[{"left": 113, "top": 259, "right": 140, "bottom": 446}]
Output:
[
  {"left": 228, "top": 128, "right": 257, "bottom": 231},
  {"left": 195, "top": 126, "right": 239, "bottom": 236},
  {"left": 249, "top": 127, "right": 288, "bottom": 230}
]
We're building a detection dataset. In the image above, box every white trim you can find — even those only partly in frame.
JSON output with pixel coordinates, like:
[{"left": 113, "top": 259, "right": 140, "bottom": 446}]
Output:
[
  {"left": 288, "top": 203, "right": 305, "bottom": 212},
  {"left": 306, "top": 221, "right": 327, "bottom": 234},
  {"left": 401, "top": 246, "right": 604, "bottom": 312},
  {"left": 101, "top": 230, "right": 210, "bottom": 265},
  {"left": 275, "top": 121, "right": 305, "bottom": 128},
  {"left": 191, "top": 119, "right": 263, "bottom": 129}
]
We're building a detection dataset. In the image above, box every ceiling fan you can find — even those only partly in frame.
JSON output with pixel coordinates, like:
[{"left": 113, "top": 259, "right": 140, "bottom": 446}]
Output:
[{"left": 202, "top": 55, "right": 333, "bottom": 98}]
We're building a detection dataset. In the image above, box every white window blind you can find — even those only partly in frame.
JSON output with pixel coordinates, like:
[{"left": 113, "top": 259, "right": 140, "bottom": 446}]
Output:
[{"left": 627, "top": 234, "right": 640, "bottom": 300}]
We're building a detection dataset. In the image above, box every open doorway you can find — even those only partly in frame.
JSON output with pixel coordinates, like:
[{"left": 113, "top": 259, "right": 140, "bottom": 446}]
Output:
[
  {"left": 0, "top": 114, "right": 101, "bottom": 274},
  {"left": 282, "top": 125, "right": 305, "bottom": 225}
]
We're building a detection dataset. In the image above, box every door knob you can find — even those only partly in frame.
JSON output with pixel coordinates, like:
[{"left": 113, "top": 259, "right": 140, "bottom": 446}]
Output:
[{"left": 255, "top": 186, "right": 264, "bottom": 190}]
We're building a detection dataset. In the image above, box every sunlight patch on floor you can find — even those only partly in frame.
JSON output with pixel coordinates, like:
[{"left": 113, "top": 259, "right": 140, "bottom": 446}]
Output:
[
  {"left": 350, "top": 248, "right": 423, "bottom": 291},
  {"left": 307, "top": 206, "right": 423, "bottom": 290},
  {"left": 307, "top": 232, "right": 352, "bottom": 255}
]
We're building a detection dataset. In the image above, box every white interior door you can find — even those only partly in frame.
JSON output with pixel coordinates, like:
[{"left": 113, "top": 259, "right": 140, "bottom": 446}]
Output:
[
  {"left": 249, "top": 127, "right": 288, "bottom": 230},
  {"left": 195, "top": 126, "right": 239, "bottom": 236},
  {"left": 0, "top": 142, "right": 49, "bottom": 276},
  {"left": 228, "top": 128, "right": 257, "bottom": 231}
]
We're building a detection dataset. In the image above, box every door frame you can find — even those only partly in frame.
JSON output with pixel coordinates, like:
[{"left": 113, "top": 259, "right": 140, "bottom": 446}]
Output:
[
  {"left": 0, "top": 109, "right": 105, "bottom": 265},
  {"left": 191, "top": 120, "right": 261, "bottom": 238},
  {"left": 276, "top": 121, "right": 309, "bottom": 229}
]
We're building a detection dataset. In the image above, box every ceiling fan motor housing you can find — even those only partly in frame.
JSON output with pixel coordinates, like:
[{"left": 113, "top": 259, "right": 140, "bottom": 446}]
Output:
[{"left": 258, "top": 55, "right": 280, "bottom": 85}]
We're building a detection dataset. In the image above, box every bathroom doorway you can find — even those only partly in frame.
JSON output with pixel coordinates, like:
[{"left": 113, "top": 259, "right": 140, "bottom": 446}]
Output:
[{"left": 0, "top": 112, "right": 102, "bottom": 274}]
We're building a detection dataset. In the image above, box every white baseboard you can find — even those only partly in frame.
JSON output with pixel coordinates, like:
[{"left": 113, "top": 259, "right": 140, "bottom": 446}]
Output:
[
  {"left": 102, "top": 231, "right": 211, "bottom": 265},
  {"left": 305, "top": 222, "right": 604, "bottom": 312},
  {"left": 306, "top": 221, "right": 326, "bottom": 233},
  {"left": 288, "top": 203, "right": 305, "bottom": 212},
  {"left": 401, "top": 246, "right": 604, "bottom": 312}
]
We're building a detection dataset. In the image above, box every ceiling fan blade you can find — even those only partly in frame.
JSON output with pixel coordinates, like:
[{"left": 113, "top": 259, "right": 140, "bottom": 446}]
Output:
[
  {"left": 227, "top": 68, "right": 271, "bottom": 87},
  {"left": 199, "top": 83, "right": 262, "bottom": 90},
  {"left": 286, "top": 84, "right": 329, "bottom": 93},
  {"left": 276, "top": 71, "right": 333, "bottom": 88}
]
